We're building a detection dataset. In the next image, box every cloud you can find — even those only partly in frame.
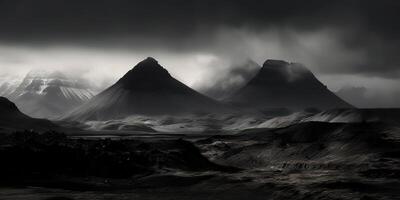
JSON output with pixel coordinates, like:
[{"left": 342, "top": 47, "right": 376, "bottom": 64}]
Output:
[
  {"left": 0, "top": 0, "right": 399, "bottom": 107},
  {"left": 196, "top": 59, "right": 260, "bottom": 99},
  {"left": 336, "top": 85, "right": 400, "bottom": 108},
  {"left": 0, "top": 45, "right": 222, "bottom": 89},
  {"left": 0, "top": 0, "right": 399, "bottom": 79}
]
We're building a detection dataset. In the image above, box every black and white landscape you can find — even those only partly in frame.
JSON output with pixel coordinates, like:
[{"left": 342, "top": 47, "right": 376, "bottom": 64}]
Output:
[{"left": 0, "top": 1, "right": 400, "bottom": 200}]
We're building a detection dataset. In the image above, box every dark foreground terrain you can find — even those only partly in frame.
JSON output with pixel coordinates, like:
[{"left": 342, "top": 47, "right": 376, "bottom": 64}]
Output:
[{"left": 0, "top": 121, "right": 399, "bottom": 200}]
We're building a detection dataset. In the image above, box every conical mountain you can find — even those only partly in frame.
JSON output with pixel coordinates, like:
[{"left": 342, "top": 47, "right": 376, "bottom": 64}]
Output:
[
  {"left": 226, "top": 59, "right": 352, "bottom": 111},
  {"left": 63, "top": 57, "right": 228, "bottom": 121}
]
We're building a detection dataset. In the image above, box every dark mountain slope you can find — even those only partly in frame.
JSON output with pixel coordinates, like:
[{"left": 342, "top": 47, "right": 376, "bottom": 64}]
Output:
[
  {"left": 0, "top": 97, "right": 59, "bottom": 132},
  {"left": 63, "top": 57, "right": 229, "bottom": 121},
  {"left": 227, "top": 59, "right": 352, "bottom": 111}
]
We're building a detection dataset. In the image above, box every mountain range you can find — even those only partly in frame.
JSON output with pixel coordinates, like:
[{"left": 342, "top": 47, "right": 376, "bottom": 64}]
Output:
[
  {"left": 0, "top": 59, "right": 397, "bottom": 200},
  {"left": 0, "top": 58, "right": 353, "bottom": 122},
  {"left": 3, "top": 70, "right": 95, "bottom": 119}
]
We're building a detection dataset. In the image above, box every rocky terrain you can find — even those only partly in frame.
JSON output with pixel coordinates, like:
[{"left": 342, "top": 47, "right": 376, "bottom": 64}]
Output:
[{"left": 0, "top": 120, "right": 399, "bottom": 200}]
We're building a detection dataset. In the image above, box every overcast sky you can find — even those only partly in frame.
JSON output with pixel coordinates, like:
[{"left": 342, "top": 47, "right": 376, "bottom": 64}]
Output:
[{"left": 0, "top": 0, "right": 399, "bottom": 107}]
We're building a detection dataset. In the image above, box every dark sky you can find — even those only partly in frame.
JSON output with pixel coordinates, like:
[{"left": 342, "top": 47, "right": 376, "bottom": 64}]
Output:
[{"left": 0, "top": 0, "right": 400, "bottom": 107}]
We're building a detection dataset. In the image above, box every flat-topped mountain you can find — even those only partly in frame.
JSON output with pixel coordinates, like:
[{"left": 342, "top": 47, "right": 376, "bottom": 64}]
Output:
[
  {"left": 63, "top": 57, "right": 229, "bottom": 121},
  {"left": 226, "top": 59, "right": 352, "bottom": 111}
]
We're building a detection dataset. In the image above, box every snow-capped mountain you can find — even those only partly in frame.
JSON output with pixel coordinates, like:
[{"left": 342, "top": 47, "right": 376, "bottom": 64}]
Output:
[
  {"left": 9, "top": 70, "right": 95, "bottom": 119},
  {"left": 0, "top": 75, "right": 22, "bottom": 98}
]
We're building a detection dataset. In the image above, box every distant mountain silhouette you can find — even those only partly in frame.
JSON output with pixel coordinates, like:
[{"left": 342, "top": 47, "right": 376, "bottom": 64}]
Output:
[
  {"left": 63, "top": 57, "right": 228, "bottom": 121},
  {"left": 226, "top": 59, "right": 353, "bottom": 111},
  {"left": 0, "top": 97, "right": 58, "bottom": 132},
  {"left": 9, "top": 70, "right": 95, "bottom": 119}
]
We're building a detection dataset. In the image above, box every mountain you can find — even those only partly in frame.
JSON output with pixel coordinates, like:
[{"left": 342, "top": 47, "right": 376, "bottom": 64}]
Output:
[
  {"left": 0, "top": 97, "right": 58, "bottom": 132},
  {"left": 63, "top": 57, "right": 228, "bottom": 121},
  {"left": 0, "top": 75, "right": 21, "bottom": 97},
  {"left": 226, "top": 59, "right": 352, "bottom": 111},
  {"left": 9, "top": 70, "right": 95, "bottom": 119},
  {"left": 0, "top": 82, "right": 19, "bottom": 97}
]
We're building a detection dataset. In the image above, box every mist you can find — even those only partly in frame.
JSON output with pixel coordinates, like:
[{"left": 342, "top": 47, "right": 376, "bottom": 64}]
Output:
[
  {"left": 1, "top": 26, "right": 399, "bottom": 107},
  {"left": 1, "top": 0, "right": 400, "bottom": 107}
]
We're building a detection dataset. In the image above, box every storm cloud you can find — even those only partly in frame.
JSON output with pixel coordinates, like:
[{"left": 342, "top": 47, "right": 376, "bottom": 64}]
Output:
[{"left": 0, "top": 0, "right": 399, "bottom": 107}]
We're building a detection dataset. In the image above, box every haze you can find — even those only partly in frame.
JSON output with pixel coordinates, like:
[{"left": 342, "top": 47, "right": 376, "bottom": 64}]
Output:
[{"left": 0, "top": 0, "right": 399, "bottom": 108}]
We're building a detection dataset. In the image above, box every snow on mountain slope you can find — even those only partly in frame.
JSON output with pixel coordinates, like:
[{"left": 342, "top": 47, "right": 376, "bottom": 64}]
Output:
[
  {"left": 0, "top": 75, "right": 22, "bottom": 97},
  {"left": 59, "top": 86, "right": 94, "bottom": 101},
  {"left": 9, "top": 70, "right": 96, "bottom": 119},
  {"left": 9, "top": 70, "right": 94, "bottom": 101}
]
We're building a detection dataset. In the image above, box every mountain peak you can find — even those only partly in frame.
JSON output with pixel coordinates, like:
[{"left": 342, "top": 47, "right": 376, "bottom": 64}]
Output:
[
  {"left": 134, "top": 57, "right": 162, "bottom": 70},
  {"left": 116, "top": 57, "right": 174, "bottom": 91},
  {"left": 253, "top": 59, "right": 292, "bottom": 84},
  {"left": 128, "top": 57, "right": 169, "bottom": 76},
  {"left": 255, "top": 59, "right": 315, "bottom": 84},
  {"left": 143, "top": 57, "right": 158, "bottom": 64},
  {"left": 262, "top": 60, "right": 310, "bottom": 73},
  {"left": 262, "top": 59, "right": 289, "bottom": 68}
]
